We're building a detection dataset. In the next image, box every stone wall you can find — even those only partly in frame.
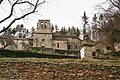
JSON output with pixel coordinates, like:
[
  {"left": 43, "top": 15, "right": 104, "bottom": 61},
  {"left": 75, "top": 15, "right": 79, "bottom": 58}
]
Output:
[{"left": 0, "top": 60, "right": 120, "bottom": 80}]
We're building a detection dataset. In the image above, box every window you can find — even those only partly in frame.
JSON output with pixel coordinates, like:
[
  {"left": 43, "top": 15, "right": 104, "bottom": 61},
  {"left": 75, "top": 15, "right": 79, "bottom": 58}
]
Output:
[
  {"left": 44, "top": 22, "right": 47, "bottom": 28},
  {"left": 76, "top": 45, "right": 77, "bottom": 49},
  {"left": 118, "top": 46, "right": 120, "bottom": 49},
  {"left": 42, "top": 39, "right": 45, "bottom": 41},
  {"left": 68, "top": 45, "right": 70, "bottom": 50},
  {"left": 41, "top": 25, "right": 43, "bottom": 28},
  {"left": 57, "top": 43, "right": 59, "bottom": 48},
  {"left": 107, "top": 46, "right": 112, "bottom": 50},
  {"left": 96, "top": 49, "right": 101, "bottom": 52},
  {"left": 41, "top": 22, "right": 43, "bottom": 28}
]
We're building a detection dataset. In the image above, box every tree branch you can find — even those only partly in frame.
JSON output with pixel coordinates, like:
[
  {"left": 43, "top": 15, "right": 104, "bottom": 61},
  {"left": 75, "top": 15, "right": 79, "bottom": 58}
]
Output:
[
  {"left": 109, "top": 0, "right": 120, "bottom": 10},
  {"left": 0, "top": 0, "right": 19, "bottom": 23},
  {"left": 0, "top": 0, "right": 46, "bottom": 33},
  {"left": 0, "top": 0, "right": 3, "bottom": 4}
]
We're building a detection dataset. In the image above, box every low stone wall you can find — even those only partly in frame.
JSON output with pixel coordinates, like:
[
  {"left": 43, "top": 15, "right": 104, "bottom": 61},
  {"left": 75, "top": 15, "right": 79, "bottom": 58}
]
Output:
[{"left": 0, "top": 60, "right": 120, "bottom": 80}]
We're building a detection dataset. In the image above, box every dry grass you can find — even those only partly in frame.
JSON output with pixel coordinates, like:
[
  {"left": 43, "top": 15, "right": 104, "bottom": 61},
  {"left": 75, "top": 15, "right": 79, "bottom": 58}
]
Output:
[{"left": 0, "top": 58, "right": 120, "bottom": 66}]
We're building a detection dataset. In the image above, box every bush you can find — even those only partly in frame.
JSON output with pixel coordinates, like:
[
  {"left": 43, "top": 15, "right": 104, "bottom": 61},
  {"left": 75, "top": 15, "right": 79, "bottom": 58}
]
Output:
[
  {"left": 0, "top": 49, "right": 78, "bottom": 59},
  {"left": 0, "top": 49, "right": 32, "bottom": 57},
  {"left": 111, "top": 51, "right": 120, "bottom": 57}
]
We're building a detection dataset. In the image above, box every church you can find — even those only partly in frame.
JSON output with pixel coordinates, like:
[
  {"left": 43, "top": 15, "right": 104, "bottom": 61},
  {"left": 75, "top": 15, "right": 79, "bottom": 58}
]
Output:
[{"left": 32, "top": 20, "right": 82, "bottom": 55}]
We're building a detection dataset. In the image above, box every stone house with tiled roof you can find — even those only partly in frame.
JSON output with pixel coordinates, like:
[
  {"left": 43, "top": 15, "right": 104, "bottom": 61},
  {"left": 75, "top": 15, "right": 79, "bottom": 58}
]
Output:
[{"left": 0, "top": 37, "right": 32, "bottom": 50}]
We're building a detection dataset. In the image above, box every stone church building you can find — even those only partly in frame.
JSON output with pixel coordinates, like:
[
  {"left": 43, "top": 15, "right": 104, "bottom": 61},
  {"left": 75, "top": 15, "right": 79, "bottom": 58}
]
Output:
[{"left": 32, "top": 20, "right": 81, "bottom": 55}]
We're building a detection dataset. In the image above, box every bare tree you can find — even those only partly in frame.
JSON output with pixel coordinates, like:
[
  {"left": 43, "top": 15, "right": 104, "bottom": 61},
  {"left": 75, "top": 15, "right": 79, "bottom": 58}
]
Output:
[
  {"left": 0, "top": 0, "right": 46, "bottom": 33},
  {"left": 95, "top": 0, "right": 120, "bottom": 51}
]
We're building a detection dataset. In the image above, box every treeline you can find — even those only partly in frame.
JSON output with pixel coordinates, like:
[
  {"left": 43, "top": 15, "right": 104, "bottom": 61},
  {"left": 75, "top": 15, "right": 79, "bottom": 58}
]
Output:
[
  {"left": 51, "top": 25, "right": 81, "bottom": 37},
  {"left": 1, "top": 24, "right": 35, "bottom": 38}
]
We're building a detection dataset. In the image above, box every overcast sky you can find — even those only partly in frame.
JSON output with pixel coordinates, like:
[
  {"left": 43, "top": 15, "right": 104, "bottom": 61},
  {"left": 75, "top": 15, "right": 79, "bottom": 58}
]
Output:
[
  {"left": 39, "top": 0, "right": 104, "bottom": 28},
  {"left": 0, "top": 0, "right": 106, "bottom": 30}
]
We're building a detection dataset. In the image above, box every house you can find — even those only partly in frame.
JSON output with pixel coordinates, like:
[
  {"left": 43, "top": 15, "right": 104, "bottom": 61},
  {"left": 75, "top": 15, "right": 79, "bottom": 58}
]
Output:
[
  {"left": 0, "top": 37, "right": 32, "bottom": 50},
  {"left": 92, "top": 42, "right": 113, "bottom": 53}
]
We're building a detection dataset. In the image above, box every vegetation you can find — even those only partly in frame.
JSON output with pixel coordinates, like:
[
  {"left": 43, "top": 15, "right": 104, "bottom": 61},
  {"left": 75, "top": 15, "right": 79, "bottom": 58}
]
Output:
[
  {"left": 52, "top": 25, "right": 81, "bottom": 37},
  {"left": 0, "top": 58, "right": 120, "bottom": 66},
  {"left": 0, "top": 24, "right": 34, "bottom": 49},
  {"left": 91, "top": 0, "right": 120, "bottom": 51},
  {"left": 0, "top": 0, "right": 119, "bottom": 56},
  {"left": 0, "top": 49, "right": 78, "bottom": 59}
]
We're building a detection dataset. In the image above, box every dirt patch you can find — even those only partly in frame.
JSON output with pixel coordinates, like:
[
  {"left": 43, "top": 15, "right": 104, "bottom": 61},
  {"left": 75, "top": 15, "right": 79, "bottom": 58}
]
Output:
[{"left": 0, "top": 58, "right": 120, "bottom": 80}]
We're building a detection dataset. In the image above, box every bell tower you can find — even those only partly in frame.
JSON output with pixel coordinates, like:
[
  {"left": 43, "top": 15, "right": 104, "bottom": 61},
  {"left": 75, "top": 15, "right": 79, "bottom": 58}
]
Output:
[
  {"left": 33, "top": 20, "right": 53, "bottom": 49},
  {"left": 36, "top": 20, "right": 52, "bottom": 33}
]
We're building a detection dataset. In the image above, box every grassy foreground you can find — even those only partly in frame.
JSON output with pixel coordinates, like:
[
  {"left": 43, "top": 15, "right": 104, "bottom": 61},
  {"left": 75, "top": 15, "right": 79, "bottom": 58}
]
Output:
[
  {"left": 0, "top": 58, "right": 120, "bottom": 66},
  {"left": 0, "top": 58, "right": 120, "bottom": 80}
]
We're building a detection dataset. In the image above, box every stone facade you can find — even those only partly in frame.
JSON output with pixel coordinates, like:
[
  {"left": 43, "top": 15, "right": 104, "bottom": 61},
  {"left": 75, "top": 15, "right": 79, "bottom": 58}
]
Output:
[
  {"left": 0, "top": 37, "right": 32, "bottom": 50},
  {"left": 92, "top": 42, "right": 113, "bottom": 53},
  {"left": 33, "top": 20, "right": 81, "bottom": 54},
  {"left": 33, "top": 20, "right": 52, "bottom": 49},
  {"left": 80, "top": 40, "right": 94, "bottom": 59}
]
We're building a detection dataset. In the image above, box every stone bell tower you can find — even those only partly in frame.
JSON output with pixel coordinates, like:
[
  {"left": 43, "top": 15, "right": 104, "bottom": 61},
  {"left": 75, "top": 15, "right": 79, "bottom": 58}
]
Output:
[{"left": 33, "top": 20, "right": 53, "bottom": 49}]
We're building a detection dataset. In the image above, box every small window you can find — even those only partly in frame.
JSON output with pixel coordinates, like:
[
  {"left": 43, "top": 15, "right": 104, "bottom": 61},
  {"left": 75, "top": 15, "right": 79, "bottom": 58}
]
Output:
[
  {"left": 118, "top": 46, "right": 120, "bottom": 49},
  {"left": 107, "top": 46, "right": 112, "bottom": 50},
  {"left": 76, "top": 45, "right": 77, "bottom": 49},
  {"left": 96, "top": 49, "right": 101, "bottom": 52},
  {"left": 41, "top": 22, "right": 43, "bottom": 28},
  {"left": 44, "top": 22, "right": 47, "bottom": 28},
  {"left": 68, "top": 45, "right": 70, "bottom": 50},
  {"left": 42, "top": 39, "right": 45, "bottom": 41},
  {"left": 57, "top": 43, "right": 59, "bottom": 48},
  {"left": 41, "top": 25, "right": 43, "bottom": 28}
]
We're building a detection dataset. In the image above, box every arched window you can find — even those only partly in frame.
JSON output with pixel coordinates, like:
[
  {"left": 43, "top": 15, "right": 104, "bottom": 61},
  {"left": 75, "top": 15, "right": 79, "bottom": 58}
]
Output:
[
  {"left": 44, "top": 22, "right": 47, "bottom": 28},
  {"left": 40, "top": 22, "right": 44, "bottom": 28}
]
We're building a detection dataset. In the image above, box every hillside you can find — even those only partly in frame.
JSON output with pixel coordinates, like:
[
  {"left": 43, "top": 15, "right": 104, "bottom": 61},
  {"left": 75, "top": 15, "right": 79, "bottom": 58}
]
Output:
[{"left": 0, "top": 58, "right": 120, "bottom": 80}]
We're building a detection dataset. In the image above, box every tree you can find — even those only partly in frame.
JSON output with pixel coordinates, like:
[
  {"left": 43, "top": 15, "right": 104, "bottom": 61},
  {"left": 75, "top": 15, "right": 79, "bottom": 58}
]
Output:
[
  {"left": 76, "top": 28, "right": 80, "bottom": 37},
  {"left": 96, "top": 0, "right": 120, "bottom": 51},
  {"left": 0, "top": 24, "right": 31, "bottom": 49},
  {"left": 51, "top": 24, "right": 54, "bottom": 32},
  {"left": 70, "top": 26, "right": 76, "bottom": 35},
  {"left": 31, "top": 27, "right": 35, "bottom": 37},
  {"left": 0, "top": 27, "right": 15, "bottom": 49},
  {"left": 0, "top": 0, "right": 46, "bottom": 33},
  {"left": 60, "top": 27, "right": 64, "bottom": 35},
  {"left": 55, "top": 25, "right": 59, "bottom": 33},
  {"left": 91, "top": 14, "right": 98, "bottom": 41},
  {"left": 68, "top": 27, "right": 71, "bottom": 35},
  {"left": 81, "top": 12, "right": 89, "bottom": 40},
  {"left": 60, "top": 27, "right": 67, "bottom": 35}
]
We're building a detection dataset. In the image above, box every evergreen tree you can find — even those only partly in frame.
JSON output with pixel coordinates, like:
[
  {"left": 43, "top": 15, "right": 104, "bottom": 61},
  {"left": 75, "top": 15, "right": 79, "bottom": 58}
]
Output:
[
  {"left": 92, "top": 14, "right": 98, "bottom": 41},
  {"left": 55, "top": 25, "right": 59, "bottom": 33},
  {"left": 60, "top": 27, "right": 67, "bottom": 35},
  {"left": 61, "top": 27, "right": 64, "bottom": 35},
  {"left": 31, "top": 27, "right": 35, "bottom": 37},
  {"left": 51, "top": 24, "right": 54, "bottom": 32},
  {"left": 68, "top": 27, "right": 71, "bottom": 35},
  {"left": 71, "top": 26, "right": 76, "bottom": 35},
  {"left": 81, "top": 12, "right": 89, "bottom": 40},
  {"left": 76, "top": 28, "right": 80, "bottom": 37}
]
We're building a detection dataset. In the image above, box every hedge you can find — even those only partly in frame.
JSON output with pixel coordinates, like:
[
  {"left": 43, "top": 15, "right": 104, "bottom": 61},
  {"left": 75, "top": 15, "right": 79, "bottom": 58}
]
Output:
[
  {"left": 111, "top": 51, "right": 120, "bottom": 57},
  {"left": 0, "top": 49, "right": 78, "bottom": 59}
]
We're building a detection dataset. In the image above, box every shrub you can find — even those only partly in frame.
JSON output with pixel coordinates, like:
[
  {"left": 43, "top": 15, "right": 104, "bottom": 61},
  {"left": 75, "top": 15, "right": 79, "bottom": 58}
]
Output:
[
  {"left": 111, "top": 51, "right": 120, "bottom": 57},
  {"left": 0, "top": 49, "right": 78, "bottom": 59}
]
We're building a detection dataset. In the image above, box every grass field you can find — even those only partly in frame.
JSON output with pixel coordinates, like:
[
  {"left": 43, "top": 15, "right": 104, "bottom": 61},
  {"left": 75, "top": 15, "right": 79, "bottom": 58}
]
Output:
[
  {"left": 0, "top": 58, "right": 120, "bottom": 66},
  {"left": 0, "top": 58, "right": 120, "bottom": 79}
]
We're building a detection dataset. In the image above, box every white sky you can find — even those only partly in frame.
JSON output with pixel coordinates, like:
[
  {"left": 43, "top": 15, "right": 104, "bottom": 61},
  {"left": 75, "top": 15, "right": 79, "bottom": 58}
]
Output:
[{"left": 0, "top": 0, "right": 106, "bottom": 30}]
